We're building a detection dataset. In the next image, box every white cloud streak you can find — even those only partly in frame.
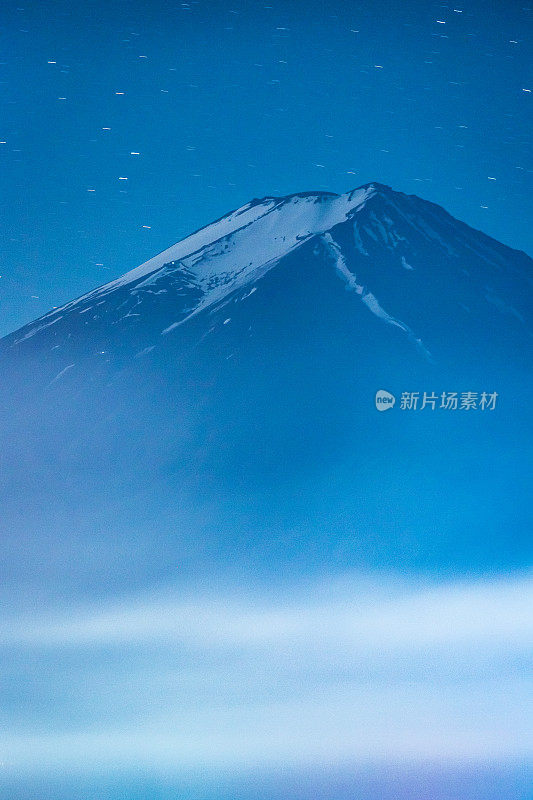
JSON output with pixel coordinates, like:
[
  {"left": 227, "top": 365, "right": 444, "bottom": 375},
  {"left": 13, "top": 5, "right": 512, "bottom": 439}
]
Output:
[{"left": 1, "top": 572, "right": 532, "bottom": 775}]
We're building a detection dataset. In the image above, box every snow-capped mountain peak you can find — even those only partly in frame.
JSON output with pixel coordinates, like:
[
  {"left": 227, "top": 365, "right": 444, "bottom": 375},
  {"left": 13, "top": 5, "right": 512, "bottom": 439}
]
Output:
[
  {"left": 116, "top": 184, "right": 378, "bottom": 292},
  {"left": 76, "top": 185, "right": 377, "bottom": 306},
  {"left": 9, "top": 185, "right": 378, "bottom": 343},
  {"left": 3, "top": 183, "right": 531, "bottom": 381}
]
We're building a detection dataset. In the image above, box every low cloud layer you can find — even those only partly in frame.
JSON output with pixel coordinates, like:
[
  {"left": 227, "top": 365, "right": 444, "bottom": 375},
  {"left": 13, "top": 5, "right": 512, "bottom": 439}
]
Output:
[{"left": 2, "top": 571, "right": 532, "bottom": 776}]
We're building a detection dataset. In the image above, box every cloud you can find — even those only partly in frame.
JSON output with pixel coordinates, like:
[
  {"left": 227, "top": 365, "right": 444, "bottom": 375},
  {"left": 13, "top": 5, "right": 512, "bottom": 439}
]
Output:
[{"left": 1, "top": 572, "right": 532, "bottom": 775}]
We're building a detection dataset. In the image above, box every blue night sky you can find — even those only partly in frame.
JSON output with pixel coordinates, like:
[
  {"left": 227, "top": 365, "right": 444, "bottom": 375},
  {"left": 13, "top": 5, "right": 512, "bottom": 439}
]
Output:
[{"left": 1, "top": 0, "right": 531, "bottom": 337}]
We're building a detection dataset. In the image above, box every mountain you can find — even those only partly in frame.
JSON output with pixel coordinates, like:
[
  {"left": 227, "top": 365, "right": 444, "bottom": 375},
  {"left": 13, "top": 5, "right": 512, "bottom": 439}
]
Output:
[
  {"left": 1, "top": 183, "right": 532, "bottom": 597},
  {"left": 2, "top": 183, "right": 531, "bottom": 387}
]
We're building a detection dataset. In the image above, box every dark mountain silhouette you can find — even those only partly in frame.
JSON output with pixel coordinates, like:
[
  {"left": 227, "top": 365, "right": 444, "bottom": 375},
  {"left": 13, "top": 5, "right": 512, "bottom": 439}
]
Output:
[{"left": 1, "top": 183, "right": 531, "bottom": 598}]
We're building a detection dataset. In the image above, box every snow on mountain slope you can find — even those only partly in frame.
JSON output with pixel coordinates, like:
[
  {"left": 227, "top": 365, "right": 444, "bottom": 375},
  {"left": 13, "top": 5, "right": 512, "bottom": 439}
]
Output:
[
  {"left": 320, "top": 232, "right": 432, "bottom": 360},
  {"left": 159, "top": 186, "right": 381, "bottom": 333},
  {"left": 17, "top": 186, "right": 376, "bottom": 342},
  {"left": 129, "top": 187, "right": 374, "bottom": 291}
]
